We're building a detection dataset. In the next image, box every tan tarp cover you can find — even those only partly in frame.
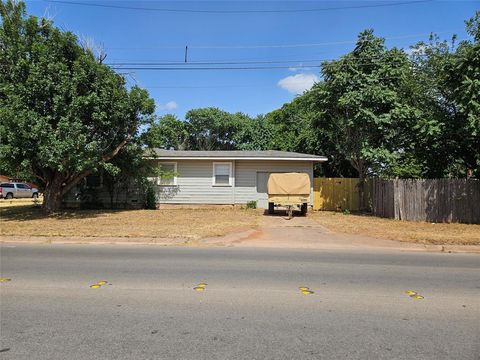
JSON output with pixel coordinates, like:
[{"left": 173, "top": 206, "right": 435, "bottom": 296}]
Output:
[{"left": 267, "top": 173, "right": 310, "bottom": 195}]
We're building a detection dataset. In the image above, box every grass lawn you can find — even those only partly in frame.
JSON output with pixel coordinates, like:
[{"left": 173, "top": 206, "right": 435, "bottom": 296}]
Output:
[
  {"left": 309, "top": 211, "right": 480, "bottom": 246},
  {"left": 0, "top": 202, "right": 261, "bottom": 239},
  {"left": 0, "top": 198, "right": 41, "bottom": 208}
]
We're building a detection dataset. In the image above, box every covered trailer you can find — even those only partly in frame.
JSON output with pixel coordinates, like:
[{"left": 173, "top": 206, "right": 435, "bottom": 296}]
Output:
[{"left": 267, "top": 172, "right": 310, "bottom": 217}]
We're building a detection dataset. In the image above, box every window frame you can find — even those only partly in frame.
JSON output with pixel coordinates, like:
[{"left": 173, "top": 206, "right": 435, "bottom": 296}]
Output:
[
  {"left": 158, "top": 162, "right": 178, "bottom": 186},
  {"left": 212, "top": 162, "right": 233, "bottom": 187}
]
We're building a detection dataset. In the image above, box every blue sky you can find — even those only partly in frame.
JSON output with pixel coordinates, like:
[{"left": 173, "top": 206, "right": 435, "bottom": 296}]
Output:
[{"left": 25, "top": 0, "right": 479, "bottom": 118}]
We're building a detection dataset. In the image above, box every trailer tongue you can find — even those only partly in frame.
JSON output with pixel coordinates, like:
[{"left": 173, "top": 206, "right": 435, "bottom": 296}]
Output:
[{"left": 267, "top": 173, "right": 310, "bottom": 218}]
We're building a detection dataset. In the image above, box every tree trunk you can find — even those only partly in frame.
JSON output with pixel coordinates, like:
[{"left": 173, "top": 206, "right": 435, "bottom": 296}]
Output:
[
  {"left": 40, "top": 170, "right": 92, "bottom": 214},
  {"left": 42, "top": 174, "right": 65, "bottom": 214},
  {"left": 358, "top": 174, "right": 366, "bottom": 211},
  {"left": 352, "top": 158, "right": 366, "bottom": 211}
]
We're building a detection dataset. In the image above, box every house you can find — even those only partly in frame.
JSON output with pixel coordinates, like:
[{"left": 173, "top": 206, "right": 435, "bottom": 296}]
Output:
[{"left": 150, "top": 150, "right": 327, "bottom": 209}]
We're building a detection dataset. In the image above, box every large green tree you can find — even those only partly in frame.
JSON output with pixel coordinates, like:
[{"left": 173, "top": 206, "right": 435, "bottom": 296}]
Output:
[
  {"left": 313, "top": 30, "right": 428, "bottom": 180},
  {"left": 142, "top": 114, "right": 189, "bottom": 150},
  {"left": 144, "top": 107, "right": 272, "bottom": 151},
  {"left": 185, "top": 107, "right": 252, "bottom": 150},
  {"left": 0, "top": 0, "right": 155, "bottom": 213},
  {"left": 445, "top": 12, "right": 480, "bottom": 176},
  {"left": 408, "top": 11, "right": 480, "bottom": 177},
  {"left": 407, "top": 34, "right": 456, "bottom": 177}
]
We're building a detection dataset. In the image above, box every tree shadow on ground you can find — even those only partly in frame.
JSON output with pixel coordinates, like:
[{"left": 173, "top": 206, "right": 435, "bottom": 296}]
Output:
[
  {"left": 262, "top": 209, "right": 306, "bottom": 217},
  {"left": 0, "top": 205, "right": 127, "bottom": 222}
]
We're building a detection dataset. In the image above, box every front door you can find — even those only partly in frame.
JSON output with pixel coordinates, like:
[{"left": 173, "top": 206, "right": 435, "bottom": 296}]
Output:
[
  {"left": 15, "top": 184, "right": 30, "bottom": 198},
  {"left": 255, "top": 172, "right": 271, "bottom": 209}
]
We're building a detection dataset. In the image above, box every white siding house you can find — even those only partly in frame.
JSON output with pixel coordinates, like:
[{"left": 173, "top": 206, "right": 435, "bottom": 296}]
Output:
[{"left": 151, "top": 150, "right": 327, "bottom": 209}]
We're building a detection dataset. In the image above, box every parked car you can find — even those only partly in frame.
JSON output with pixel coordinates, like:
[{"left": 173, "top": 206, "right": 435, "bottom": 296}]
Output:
[{"left": 0, "top": 182, "right": 39, "bottom": 199}]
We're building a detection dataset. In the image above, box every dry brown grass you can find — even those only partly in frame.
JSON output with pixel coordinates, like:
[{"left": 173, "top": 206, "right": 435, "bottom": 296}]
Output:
[
  {"left": 0, "top": 198, "right": 41, "bottom": 208},
  {"left": 309, "top": 211, "right": 480, "bottom": 246},
  {"left": 0, "top": 205, "right": 261, "bottom": 239}
]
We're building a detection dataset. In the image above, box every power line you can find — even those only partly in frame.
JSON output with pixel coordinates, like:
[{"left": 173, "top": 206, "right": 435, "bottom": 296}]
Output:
[
  {"left": 110, "top": 65, "right": 323, "bottom": 71},
  {"left": 144, "top": 85, "right": 274, "bottom": 89},
  {"left": 43, "top": 0, "right": 433, "bottom": 14},
  {"left": 110, "top": 55, "right": 434, "bottom": 70},
  {"left": 125, "top": 72, "right": 427, "bottom": 89},
  {"left": 108, "top": 51, "right": 331, "bottom": 63},
  {"left": 189, "top": 33, "right": 446, "bottom": 49},
  {"left": 107, "top": 54, "right": 430, "bottom": 66},
  {"left": 107, "top": 59, "right": 327, "bottom": 66},
  {"left": 105, "top": 30, "right": 459, "bottom": 51}
]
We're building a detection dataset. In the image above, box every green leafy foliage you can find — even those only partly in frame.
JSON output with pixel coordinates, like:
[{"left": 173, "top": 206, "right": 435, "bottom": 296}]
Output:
[
  {"left": 142, "top": 114, "right": 189, "bottom": 150},
  {"left": 144, "top": 107, "right": 274, "bottom": 151},
  {"left": 144, "top": 185, "right": 157, "bottom": 210},
  {"left": 1, "top": 0, "right": 478, "bottom": 218},
  {"left": 136, "top": 12, "right": 480, "bottom": 180},
  {"left": 0, "top": 0, "right": 155, "bottom": 212}
]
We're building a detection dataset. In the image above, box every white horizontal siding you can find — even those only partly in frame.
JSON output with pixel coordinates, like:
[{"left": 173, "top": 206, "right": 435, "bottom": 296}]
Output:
[
  {"left": 157, "top": 160, "right": 234, "bottom": 204},
  {"left": 155, "top": 159, "right": 313, "bottom": 208},
  {"left": 234, "top": 160, "right": 314, "bottom": 208}
]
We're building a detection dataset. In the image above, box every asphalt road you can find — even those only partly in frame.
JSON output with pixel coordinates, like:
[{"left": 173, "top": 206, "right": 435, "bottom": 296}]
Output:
[{"left": 0, "top": 244, "right": 479, "bottom": 360}]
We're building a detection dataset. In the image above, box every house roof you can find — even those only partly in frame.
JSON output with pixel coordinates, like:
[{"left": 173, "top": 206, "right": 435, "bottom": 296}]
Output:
[{"left": 148, "top": 149, "right": 327, "bottom": 162}]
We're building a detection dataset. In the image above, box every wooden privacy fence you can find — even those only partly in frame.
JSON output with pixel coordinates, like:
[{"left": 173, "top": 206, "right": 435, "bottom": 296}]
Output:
[
  {"left": 372, "top": 178, "right": 480, "bottom": 224},
  {"left": 313, "top": 177, "right": 480, "bottom": 224},
  {"left": 313, "top": 178, "right": 373, "bottom": 211}
]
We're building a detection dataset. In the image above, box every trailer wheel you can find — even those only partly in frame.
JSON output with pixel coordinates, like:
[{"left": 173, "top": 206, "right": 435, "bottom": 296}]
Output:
[
  {"left": 301, "top": 203, "right": 308, "bottom": 216},
  {"left": 268, "top": 202, "right": 275, "bottom": 215}
]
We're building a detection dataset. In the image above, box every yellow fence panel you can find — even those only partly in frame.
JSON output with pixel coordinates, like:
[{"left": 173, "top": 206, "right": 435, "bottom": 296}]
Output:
[{"left": 313, "top": 178, "right": 371, "bottom": 211}]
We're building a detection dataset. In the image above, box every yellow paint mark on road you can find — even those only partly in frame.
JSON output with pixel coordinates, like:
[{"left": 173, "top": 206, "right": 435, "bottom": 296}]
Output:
[
  {"left": 301, "top": 290, "right": 314, "bottom": 295},
  {"left": 299, "top": 287, "right": 309, "bottom": 291},
  {"left": 97, "top": 281, "right": 108, "bottom": 285},
  {"left": 406, "top": 290, "right": 425, "bottom": 299},
  {"left": 197, "top": 283, "right": 207, "bottom": 287},
  {"left": 411, "top": 295, "right": 424, "bottom": 300},
  {"left": 193, "top": 286, "right": 205, "bottom": 292},
  {"left": 0, "top": 278, "right": 11, "bottom": 283},
  {"left": 90, "top": 284, "right": 101, "bottom": 289}
]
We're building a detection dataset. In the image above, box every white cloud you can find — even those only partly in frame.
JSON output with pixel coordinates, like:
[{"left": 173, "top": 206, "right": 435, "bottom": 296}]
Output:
[
  {"left": 277, "top": 73, "right": 319, "bottom": 94},
  {"left": 405, "top": 45, "right": 426, "bottom": 56},
  {"left": 288, "top": 63, "right": 313, "bottom": 72},
  {"left": 158, "top": 101, "right": 178, "bottom": 111}
]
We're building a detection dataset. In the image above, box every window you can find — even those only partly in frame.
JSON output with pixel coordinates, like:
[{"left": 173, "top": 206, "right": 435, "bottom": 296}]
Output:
[
  {"left": 158, "top": 162, "right": 177, "bottom": 186},
  {"left": 213, "top": 162, "right": 232, "bottom": 186},
  {"left": 1, "top": 183, "right": 14, "bottom": 188},
  {"left": 16, "top": 183, "right": 31, "bottom": 189}
]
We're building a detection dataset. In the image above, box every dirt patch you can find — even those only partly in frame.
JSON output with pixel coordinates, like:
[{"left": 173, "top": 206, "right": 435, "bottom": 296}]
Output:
[
  {"left": 309, "top": 211, "right": 480, "bottom": 246},
  {"left": 0, "top": 206, "right": 262, "bottom": 240}
]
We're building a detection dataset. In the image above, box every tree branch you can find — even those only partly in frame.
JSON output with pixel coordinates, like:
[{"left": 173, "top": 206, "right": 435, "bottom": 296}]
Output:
[
  {"left": 101, "top": 130, "right": 135, "bottom": 162},
  {"left": 60, "top": 169, "right": 92, "bottom": 196}
]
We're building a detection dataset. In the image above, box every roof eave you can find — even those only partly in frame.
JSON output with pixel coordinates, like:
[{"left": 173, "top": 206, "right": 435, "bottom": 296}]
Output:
[{"left": 145, "top": 156, "right": 328, "bottom": 162}]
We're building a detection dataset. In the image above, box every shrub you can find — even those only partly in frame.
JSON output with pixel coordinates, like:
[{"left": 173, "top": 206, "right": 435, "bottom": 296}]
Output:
[
  {"left": 144, "top": 186, "right": 157, "bottom": 210},
  {"left": 246, "top": 200, "right": 257, "bottom": 209}
]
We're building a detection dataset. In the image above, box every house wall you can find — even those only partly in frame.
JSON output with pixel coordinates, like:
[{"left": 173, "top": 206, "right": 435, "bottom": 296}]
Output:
[
  {"left": 63, "top": 176, "right": 144, "bottom": 209},
  {"left": 156, "top": 160, "right": 314, "bottom": 208},
  {"left": 156, "top": 160, "right": 234, "bottom": 204}
]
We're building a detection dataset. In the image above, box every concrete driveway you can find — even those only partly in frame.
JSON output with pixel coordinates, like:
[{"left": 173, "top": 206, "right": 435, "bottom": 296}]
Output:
[{"left": 205, "top": 212, "right": 460, "bottom": 252}]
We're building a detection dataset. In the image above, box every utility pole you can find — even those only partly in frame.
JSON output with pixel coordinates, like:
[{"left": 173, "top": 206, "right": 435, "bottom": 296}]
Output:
[{"left": 184, "top": 46, "right": 188, "bottom": 63}]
